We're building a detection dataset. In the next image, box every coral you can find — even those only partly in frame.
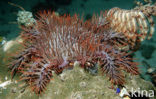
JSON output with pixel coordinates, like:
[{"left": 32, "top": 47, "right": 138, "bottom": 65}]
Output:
[
  {"left": 2, "top": 65, "right": 156, "bottom": 99},
  {"left": 17, "top": 11, "right": 36, "bottom": 27},
  {"left": 8, "top": 2, "right": 36, "bottom": 27}
]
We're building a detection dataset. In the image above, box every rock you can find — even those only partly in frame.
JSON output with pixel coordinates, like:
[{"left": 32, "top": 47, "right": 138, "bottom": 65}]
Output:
[
  {"left": 11, "top": 88, "right": 17, "bottom": 93},
  {"left": 79, "top": 82, "right": 87, "bottom": 88}
]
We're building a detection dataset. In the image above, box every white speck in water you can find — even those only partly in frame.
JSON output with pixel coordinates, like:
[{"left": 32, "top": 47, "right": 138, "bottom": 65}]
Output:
[{"left": 5, "top": 76, "right": 8, "bottom": 80}]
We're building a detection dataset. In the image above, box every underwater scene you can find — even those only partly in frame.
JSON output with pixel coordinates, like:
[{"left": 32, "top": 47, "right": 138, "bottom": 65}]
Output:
[{"left": 0, "top": 0, "right": 156, "bottom": 99}]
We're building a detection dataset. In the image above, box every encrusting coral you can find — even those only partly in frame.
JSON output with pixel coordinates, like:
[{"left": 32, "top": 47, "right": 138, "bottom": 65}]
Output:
[{"left": 8, "top": 2, "right": 156, "bottom": 95}]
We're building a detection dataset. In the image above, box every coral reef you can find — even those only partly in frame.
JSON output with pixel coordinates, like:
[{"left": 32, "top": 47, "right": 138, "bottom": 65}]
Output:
[
  {"left": 8, "top": 2, "right": 156, "bottom": 95},
  {"left": 1, "top": 65, "right": 155, "bottom": 99}
]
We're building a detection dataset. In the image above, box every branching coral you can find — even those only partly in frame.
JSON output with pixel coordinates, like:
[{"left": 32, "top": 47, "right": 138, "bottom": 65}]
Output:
[{"left": 8, "top": 3, "right": 156, "bottom": 94}]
